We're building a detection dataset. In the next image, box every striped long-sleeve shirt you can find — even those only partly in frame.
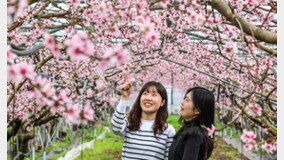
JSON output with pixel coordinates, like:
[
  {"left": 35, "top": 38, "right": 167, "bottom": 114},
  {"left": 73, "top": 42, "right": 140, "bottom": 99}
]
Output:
[{"left": 111, "top": 99, "right": 176, "bottom": 160}]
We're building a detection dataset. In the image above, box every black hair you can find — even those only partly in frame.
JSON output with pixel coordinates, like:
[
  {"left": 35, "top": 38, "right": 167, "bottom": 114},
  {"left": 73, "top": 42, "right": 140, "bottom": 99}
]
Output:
[
  {"left": 186, "top": 87, "right": 215, "bottom": 128},
  {"left": 127, "top": 81, "right": 168, "bottom": 137},
  {"left": 175, "top": 86, "right": 215, "bottom": 159}
]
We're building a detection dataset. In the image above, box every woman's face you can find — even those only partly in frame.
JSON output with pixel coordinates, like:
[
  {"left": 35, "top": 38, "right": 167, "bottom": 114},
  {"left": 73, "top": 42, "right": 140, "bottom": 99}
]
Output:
[
  {"left": 180, "top": 92, "right": 200, "bottom": 121},
  {"left": 140, "top": 86, "right": 165, "bottom": 115}
]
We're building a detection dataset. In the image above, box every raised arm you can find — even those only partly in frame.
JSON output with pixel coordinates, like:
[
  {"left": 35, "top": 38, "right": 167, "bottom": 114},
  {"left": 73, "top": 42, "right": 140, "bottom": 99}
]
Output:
[{"left": 110, "top": 73, "right": 132, "bottom": 136}]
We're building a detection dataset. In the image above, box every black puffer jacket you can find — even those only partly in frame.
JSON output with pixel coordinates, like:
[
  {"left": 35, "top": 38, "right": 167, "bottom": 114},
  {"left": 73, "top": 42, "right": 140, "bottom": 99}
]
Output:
[{"left": 168, "top": 119, "right": 207, "bottom": 160}]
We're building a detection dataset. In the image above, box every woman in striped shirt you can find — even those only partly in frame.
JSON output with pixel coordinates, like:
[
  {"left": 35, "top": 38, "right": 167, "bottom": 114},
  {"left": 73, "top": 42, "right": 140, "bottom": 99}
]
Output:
[{"left": 111, "top": 74, "right": 176, "bottom": 160}]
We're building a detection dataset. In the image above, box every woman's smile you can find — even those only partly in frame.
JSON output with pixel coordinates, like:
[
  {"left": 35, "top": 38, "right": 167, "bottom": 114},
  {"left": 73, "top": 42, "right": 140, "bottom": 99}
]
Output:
[{"left": 144, "top": 102, "right": 153, "bottom": 108}]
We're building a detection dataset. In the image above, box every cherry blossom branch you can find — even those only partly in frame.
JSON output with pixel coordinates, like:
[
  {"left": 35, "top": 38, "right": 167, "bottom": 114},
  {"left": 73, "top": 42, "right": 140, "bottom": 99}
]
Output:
[
  {"left": 210, "top": 0, "right": 277, "bottom": 44},
  {"left": 216, "top": 107, "right": 242, "bottom": 131},
  {"left": 236, "top": 101, "right": 276, "bottom": 136},
  {"left": 259, "top": 104, "right": 276, "bottom": 122},
  {"left": 10, "top": 43, "right": 45, "bottom": 56},
  {"left": 36, "top": 10, "right": 70, "bottom": 19},
  {"left": 33, "top": 115, "right": 58, "bottom": 126},
  {"left": 7, "top": 55, "right": 54, "bottom": 106},
  {"left": 161, "top": 57, "right": 276, "bottom": 105},
  {"left": 184, "top": 30, "right": 274, "bottom": 59},
  {"left": 8, "top": 1, "right": 51, "bottom": 32},
  {"left": 34, "top": 55, "right": 54, "bottom": 71},
  {"left": 80, "top": 79, "right": 89, "bottom": 95},
  {"left": 7, "top": 79, "right": 28, "bottom": 106},
  {"left": 255, "top": 43, "right": 277, "bottom": 57},
  {"left": 33, "top": 1, "right": 52, "bottom": 17}
]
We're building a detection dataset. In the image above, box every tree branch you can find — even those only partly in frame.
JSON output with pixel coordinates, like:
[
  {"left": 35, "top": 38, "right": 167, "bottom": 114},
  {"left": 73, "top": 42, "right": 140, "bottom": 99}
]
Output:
[
  {"left": 255, "top": 42, "right": 277, "bottom": 57},
  {"left": 210, "top": 0, "right": 277, "bottom": 44},
  {"left": 10, "top": 43, "right": 45, "bottom": 56}
]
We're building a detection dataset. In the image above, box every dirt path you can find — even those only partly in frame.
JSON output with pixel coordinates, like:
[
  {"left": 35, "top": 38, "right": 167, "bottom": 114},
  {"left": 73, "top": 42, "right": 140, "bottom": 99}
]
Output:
[{"left": 210, "top": 136, "right": 249, "bottom": 160}]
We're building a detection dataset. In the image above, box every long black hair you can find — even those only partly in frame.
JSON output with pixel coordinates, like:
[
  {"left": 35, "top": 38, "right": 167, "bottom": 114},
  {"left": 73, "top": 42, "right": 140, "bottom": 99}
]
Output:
[
  {"left": 175, "top": 87, "right": 215, "bottom": 159},
  {"left": 127, "top": 81, "right": 168, "bottom": 137}
]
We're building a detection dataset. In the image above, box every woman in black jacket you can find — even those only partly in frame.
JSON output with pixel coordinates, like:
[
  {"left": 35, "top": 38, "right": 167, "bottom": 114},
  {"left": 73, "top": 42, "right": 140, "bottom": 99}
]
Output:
[{"left": 168, "top": 87, "right": 215, "bottom": 160}]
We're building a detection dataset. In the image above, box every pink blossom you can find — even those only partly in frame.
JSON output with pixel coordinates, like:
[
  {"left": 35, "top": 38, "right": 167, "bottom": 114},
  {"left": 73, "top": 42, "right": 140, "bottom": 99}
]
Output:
[
  {"left": 254, "top": 66, "right": 260, "bottom": 72},
  {"left": 26, "top": 126, "right": 32, "bottom": 132},
  {"left": 80, "top": 118, "right": 88, "bottom": 125},
  {"left": 135, "top": 15, "right": 146, "bottom": 28},
  {"left": 44, "top": 33, "right": 55, "bottom": 48},
  {"left": 263, "top": 128, "right": 269, "bottom": 132},
  {"left": 65, "top": 32, "right": 94, "bottom": 60},
  {"left": 37, "top": 96, "right": 53, "bottom": 106},
  {"left": 260, "top": 0, "right": 268, "bottom": 5},
  {"left": 59, "top": 90, "right": 70, "bottom": 103},
  {"left": 99, "top": 59, "right": 109, "bottom": 68},
  {"left": 206, "top": 124, "right": 216, "bottom": 138},
  {"left": 50, "top": 105, "right": 65, "bottom": 115},
  {"left": 17, "top": 63, "right": 35, "bottom": 79},
  {"left": 67, "top": 105, "right": 77, "bottom": 116},
  {"left": 145, "top": 29, "right": 160, "bottom": 45},
  {"left": 7, "top": 65, "right": 19, "bottom": 82},
  {"left": 250, "top": 105, "right": 262, "bottom": 117},
  {"left": 273, "top": 141, "right": 277, "bottom": 150},
  {"left": 107, "top": 26, "right": 121, "bottom": 37},
  {"left": 51, "top": 45, "right": 61, "bottom": 58},
  {"left": 135, "top": 15, "right": 154, "bottom": 33},
  {"left": 223, "top": 41, "right": 237, "bottom": 54},
  {"left": 189, "top": 12, "right": 197, "bottom": 22},
  {"left": 261, "top": 143, "right": 273, "bottom": 154},
  {"left": 8, "top": 63, "right": 35, "bottom": 82},
  {"left": 83, "top": 106, "right": 94, "bottom": 121},
  {"left": 7, "top": 6, "right": 15, "bottom": 23},
  {"left": 68, "top": 0, "right": 81, "bottom": 7},
  {"left": 100, "top": 44, "right": 130, "bottom": 67},
  {"left": 179, "top": 5, "right": 185, "bottom": 11},
  {"left": 214, "top": 15, "right": 222, "bottom": 23},
  {"left": 113, "top": 44, "right": 130, "bottom": 65},
  {"left": 14, "top": 0, "right": 27, "bottom": 19},
  {"left": 196, "top": 14, "right": 205, "bottom": 25},
  {"left": 33, "top": 76, "right": 47, "bottom": 87},
  {"left": 244, "top": 144, "right": 253, "bottom": 150},
  {"left": 41, "top": 84, "right": 55, "bottom": 97},
  {"left": 27, "top": 90, "right": 36, "bottom": 99},
  {"left": 65, "top": 104, "right": 80, "bottom": 124},
  {"left": 66, "top": 45, "right": 88, "bottom": 60},
  {"left": 206, "top": 18, "right": 214, "bottom": 25},
  {"left": 34, "top": 29, "right": 42, "bottom": 37},
  {"left": 87, "top": 88, "right": 94, "bottom": 97},
  {"left": 43, "top": 20, "right": 51, "bottom": 26},
  {"left": 241, "top": 129, "right": 257, "bottom": 144}
]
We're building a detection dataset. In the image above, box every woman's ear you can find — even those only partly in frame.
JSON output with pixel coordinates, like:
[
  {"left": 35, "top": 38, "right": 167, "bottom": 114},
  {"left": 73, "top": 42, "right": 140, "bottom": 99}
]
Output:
[
  {"left": 161, "top": 99, "right": 165, "bottom": 107},
  {"left": 194, "top": 108, "right": 200, "bottom": 115}
]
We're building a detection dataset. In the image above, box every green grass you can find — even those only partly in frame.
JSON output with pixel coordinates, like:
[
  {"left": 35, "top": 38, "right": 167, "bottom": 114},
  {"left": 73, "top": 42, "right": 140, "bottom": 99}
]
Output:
[
  {"left": 22, "top": 135, "right": 75, "bottom": 160},
  {"left": 74, "top": 131, "right": 123, "bottom": 160},
  {"left": 167, "top": 114, "right": 181, "bottom": 131},
  {"left": 51, "top": 149, "right": 70, "bottom": 160},
  {"left": 21, "top": 125, "right": 103, "bottom": 160}
]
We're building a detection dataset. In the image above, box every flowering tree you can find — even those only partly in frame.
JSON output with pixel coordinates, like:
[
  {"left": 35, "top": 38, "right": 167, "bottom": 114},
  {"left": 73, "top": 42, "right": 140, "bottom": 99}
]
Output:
[{"left": 7, "top": 0, "right": 277, "bottom": 158}]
